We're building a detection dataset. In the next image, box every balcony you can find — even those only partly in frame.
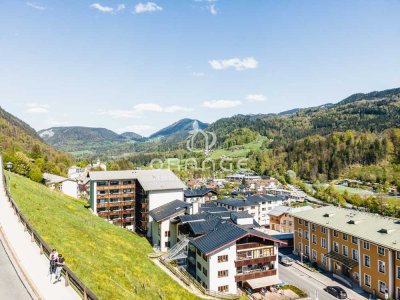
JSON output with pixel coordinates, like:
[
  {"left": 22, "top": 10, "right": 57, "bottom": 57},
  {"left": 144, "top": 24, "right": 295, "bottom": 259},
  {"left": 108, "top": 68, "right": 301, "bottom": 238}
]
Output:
[
  {"left": 237, "top": 242, "right": 270, "bottom": 251},
  {"left": 235, "top": 255, "right": 276, "bottom": 267},
  {"left": 235, "top": 269, "right": 277, "bottom": 282}
]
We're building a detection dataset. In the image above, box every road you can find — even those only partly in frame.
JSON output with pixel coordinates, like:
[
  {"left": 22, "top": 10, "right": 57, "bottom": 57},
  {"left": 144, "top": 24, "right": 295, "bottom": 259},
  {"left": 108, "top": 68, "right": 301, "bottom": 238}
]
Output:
[
  {"left": 0, "top": 239, "right": 32, "bottom": 299},
  {"left": 279, "top": 264, "right": 336, "bottom": 300},
  {"left": 279, "top": 262, "right": 367, "bottom": 300}
]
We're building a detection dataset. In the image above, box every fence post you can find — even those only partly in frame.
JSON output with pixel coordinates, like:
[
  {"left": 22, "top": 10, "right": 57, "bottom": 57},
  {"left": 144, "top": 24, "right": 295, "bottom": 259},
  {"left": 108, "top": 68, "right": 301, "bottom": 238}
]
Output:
[
  {"left": 83, "top": 288, "right": 88, "bottom": 300},
  {"left": 31, "top": 231, "right": 35, "bottom": 242},
  {"left": 39, "top": 244, "right": 44, "bottom": 255},
  {"left": 65, "top": 272, "right": 70, "bottom": 287}
]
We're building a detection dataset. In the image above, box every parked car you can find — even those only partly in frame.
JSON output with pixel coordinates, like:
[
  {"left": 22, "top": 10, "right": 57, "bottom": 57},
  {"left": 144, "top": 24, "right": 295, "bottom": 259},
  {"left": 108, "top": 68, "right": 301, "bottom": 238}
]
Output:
[
  {"left": 324, "top": 286, "right": 347, "bottom": 299},
  {"left": 279, "top": 255, "right": 293, "bottom": 266}
]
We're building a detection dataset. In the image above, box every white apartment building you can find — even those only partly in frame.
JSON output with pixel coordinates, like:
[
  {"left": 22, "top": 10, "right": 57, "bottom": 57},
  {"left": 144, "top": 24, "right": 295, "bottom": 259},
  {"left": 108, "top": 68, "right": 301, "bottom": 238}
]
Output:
[{"left": 216, "top": 195, "right": 286, "bottom": 226}]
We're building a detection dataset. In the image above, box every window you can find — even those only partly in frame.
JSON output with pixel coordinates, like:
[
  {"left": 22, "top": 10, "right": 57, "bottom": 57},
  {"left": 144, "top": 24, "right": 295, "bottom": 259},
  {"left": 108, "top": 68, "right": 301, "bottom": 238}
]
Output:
[
  {"left": 304, "top": 221, "right": 309, "bottom": 226},
  {"left": 165, "top": 241, "right": 170, "bottom": 248},
  {"left": 321, "top": 226, "right": 326, "bottom": 234},
  {"left": 218, "top": 270, "right": 228, "bottom": 278},
  {"left": 218, "top": 285, "right": 229, "bottom": 293},
  {"left": 352, "top": 236, "right": 358, "bottom": 244},
  {"left": 321, "top": 238, "right": 327, "bottom": 249},
  {"left": 342, "top": 233, "right": 348, "bottom": 240},
  {"left": 322, "top": 254, "right": 327, "bottom": 266},
  {"left": 218, "top": 255, "right": 228, "bottom": 263},
  {"left": 312, "top": 250, "right": 317, "bottom": 261},
  {"left": 202, "top": 267, "right": 207, "bottom": 276},
  {"left": 352, "top": 249, "right": 359, "bottom": 261},
  {"left": 379, "top": 281, "right": 386, "bottom": 294},
  {"left": 197, "top": 249, "right": 201, "bottom": 256},
  {"left": 363, "top": 241, "right": 370, "bottom": 250},
  {"left": 342, "top": 245, "right": 348, "bottom": 257},
  {"left": 397, "top": 266, "right": 400, "bottom": 279},
  {"left": 364, "top": 274, "right": 371, "bottom": 287},
  {"left": 378, "top": 260, "right": 385, "bottom": 273},
  {"left": 197, "top": 262, "right": 201, "bottom": 270},
  {"left": 312, "top": 234, "right": 317, "bottom": 244},
  {"left": 378, "top": 246, "right": 385, "bottom": 256},
  {"left": 305, "top": 231, "right": 309, "bottom": 240},
  {"left": 333, "top": 230, "right": 338, "bottom": 237},
  {"left": 364, "top": 255, "right": 370, "bottom": 267},
  {"left": 305, "top": 245, "right": 309, "bottom": 255},
  {"left": 298, "top": 219, "right": 303, "bottom": 225},
  {"left": 164, "top": 231, "right": 170, "bottom": 237},
  {"left": 311, "top": 224, "right": 316, "bottom": 231},
  {"left": 397, "top": 251, "right": 400, "bottom": 260},
  {"left": 333, "top": 242, "right": 339, "bottom": 253},
  {"left": 298, "top": 228, "right": 302, "bottom": 238}
]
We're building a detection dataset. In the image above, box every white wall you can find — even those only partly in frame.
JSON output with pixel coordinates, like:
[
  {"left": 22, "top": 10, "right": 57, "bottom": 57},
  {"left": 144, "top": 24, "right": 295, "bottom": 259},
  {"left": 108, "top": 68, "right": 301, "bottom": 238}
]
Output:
[
  {"left": 208, "top": 244, "right": 237, "bottom": 294},
  {"left": 148, "top": 189, "right": 184, "bottom": 211},
  {"left": 61, "top": 180, "right": 78, "bottom": 199}
]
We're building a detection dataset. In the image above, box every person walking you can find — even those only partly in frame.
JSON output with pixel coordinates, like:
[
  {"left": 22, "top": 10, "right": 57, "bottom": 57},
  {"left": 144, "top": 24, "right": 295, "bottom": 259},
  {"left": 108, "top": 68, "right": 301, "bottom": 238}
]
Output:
[
  {"left": 49, "top": 249, "right": 58, "bottom": 276},
  {"left": 54, "top": 253, "right": 65, "bottom": 284}
]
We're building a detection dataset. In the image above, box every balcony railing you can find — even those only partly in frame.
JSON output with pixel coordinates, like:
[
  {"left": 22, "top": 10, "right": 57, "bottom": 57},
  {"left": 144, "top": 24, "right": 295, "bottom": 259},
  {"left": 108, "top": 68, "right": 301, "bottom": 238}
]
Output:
[
  {"left": 236, "top": 242, "right": 272, "bottom": 251},
  {"left": 235, "top": 269, "right": 277, "bottom": 282},
  {"left": 235, "top": 255, "right": 276, "bottom": 267}
]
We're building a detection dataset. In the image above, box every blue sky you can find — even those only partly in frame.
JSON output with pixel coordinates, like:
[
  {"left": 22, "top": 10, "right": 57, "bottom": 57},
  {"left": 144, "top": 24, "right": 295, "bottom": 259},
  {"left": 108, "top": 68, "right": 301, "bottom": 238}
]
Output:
[{"left": 1, "top": 0, "right": 400, "bottom": 136}]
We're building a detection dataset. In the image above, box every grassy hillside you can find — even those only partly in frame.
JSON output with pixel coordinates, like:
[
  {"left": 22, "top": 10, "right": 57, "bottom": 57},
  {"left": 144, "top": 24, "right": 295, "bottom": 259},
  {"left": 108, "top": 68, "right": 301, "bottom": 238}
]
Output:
[{"left": 9, "top": 172, "right": 201, "bottom": 300}]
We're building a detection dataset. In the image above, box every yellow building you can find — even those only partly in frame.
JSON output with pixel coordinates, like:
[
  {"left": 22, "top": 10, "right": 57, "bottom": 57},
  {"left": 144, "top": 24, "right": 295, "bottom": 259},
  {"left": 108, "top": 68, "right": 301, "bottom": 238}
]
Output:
[
  {"left": 268, "top": 205, "right": 313, "bottom": 232},
  {"left": 291, "top": 206, "right": 400, "bottom": 299}
]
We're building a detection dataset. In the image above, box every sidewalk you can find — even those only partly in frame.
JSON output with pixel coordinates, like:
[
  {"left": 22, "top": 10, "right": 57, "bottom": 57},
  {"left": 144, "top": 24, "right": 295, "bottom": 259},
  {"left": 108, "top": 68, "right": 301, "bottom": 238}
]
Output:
[
  {"left": 0, "top": 168, "right": 80, "bottom": 300},
  {"left": 287, "top": 256, "right": 368, "bottom": 300}
]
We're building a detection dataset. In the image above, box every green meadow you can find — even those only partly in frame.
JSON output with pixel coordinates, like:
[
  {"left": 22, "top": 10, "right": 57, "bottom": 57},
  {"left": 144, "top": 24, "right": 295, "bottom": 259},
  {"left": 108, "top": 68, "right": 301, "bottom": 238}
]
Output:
[{"left": 9, "top": 172, "right": 202, "bottom": 300}]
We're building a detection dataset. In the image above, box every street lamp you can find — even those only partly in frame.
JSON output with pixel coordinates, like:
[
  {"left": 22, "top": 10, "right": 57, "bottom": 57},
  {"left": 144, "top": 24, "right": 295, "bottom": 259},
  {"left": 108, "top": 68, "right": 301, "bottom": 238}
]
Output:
[{"left": 6, "top": 161, "right": 13, "bottom": 192}]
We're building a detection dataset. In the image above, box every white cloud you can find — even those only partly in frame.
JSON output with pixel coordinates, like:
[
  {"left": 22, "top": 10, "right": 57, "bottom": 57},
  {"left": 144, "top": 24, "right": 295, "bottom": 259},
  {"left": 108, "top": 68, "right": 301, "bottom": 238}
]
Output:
[
  {"left": 26, "top": 2, "right": 46, "bottom": 10},
  {"left": 246, "top": 94, "right": 267, "bottom": 102},
  {"left": 100, "top": 103, "right": 192, "bottom": 118},
  {"left": 191, "top": 72, "right": 205, "bottom": 77},
  {"left": 90, "top": 3, "right": 114, "bottom": 13},
  {"left": 203, "top": 99, "right": 241, "bottom": 109},
  {"left": 209, "top": 57, "right": 258, "bottom": 71},
  {"left": 134, "top": 2, "right": 162, "bottom": 14},
  {"left": 26, "top": 103, "right": 49, "bottom": 113},
  {"left": 209, "top": 4, "right": 217, "bottom": 15}
]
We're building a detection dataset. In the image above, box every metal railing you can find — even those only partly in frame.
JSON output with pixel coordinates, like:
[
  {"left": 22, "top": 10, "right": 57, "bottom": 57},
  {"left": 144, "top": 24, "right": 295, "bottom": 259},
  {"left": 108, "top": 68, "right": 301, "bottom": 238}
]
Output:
[{"left": 1, "top": 163, "right": 98, "bottom": 300}]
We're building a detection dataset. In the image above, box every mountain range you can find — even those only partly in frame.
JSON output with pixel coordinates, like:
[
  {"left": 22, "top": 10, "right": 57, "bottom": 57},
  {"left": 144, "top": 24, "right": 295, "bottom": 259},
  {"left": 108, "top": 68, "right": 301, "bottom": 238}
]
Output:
[{"left": 4, "top": 87, "right": 400, "bottom": 160}]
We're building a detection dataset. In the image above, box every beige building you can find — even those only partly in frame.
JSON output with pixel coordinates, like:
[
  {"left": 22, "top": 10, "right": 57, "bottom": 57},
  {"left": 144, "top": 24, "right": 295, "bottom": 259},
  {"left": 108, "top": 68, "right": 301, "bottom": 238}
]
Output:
[
  {"left": 268, "top": 205, "right": 313, "bottom": 233},
  {"left": 291, "top": 206, "right": 400, "bottom": 299}
]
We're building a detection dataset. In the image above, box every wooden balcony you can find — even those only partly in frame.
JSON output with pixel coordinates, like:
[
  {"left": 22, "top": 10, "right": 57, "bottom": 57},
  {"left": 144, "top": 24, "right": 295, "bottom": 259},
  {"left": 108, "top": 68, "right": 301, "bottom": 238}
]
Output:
[
  {"left": 235, "top": 269, "right": 277, "bottom": 282},
  {"left": 237, "top": 242, "right": 271, "bottom": 251},
  {"left": 97, "top": 184, "right": 135, "bottom": 191},
  {"left": 235, "top": 256, "right": 276, "bottom": 267}
]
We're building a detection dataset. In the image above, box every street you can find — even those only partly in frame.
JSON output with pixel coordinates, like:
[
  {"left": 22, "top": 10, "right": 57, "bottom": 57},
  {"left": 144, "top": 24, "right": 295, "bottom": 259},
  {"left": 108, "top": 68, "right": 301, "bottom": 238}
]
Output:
[
  {"left": 0, "top": 239, "right": 32, "bottom": 300},
  {"left": 279, "top": 262, "right": 368, "bottom": 300}
]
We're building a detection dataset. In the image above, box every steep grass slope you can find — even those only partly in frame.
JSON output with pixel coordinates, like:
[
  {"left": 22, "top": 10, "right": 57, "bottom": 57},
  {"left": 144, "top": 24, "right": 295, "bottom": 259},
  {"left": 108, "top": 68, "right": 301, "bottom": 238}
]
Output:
[{"left": 9, "top": 172, "right": 201, "bottom": 300}]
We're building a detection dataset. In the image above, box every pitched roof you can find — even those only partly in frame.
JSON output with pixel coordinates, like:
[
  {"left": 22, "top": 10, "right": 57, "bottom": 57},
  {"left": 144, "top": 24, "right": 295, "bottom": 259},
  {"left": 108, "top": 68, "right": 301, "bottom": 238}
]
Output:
[
  {"left": 184, "top": 188, "right": 217, "bottom": 198},
  {"left": 191, "top": 222, "right": 286, "bottom": 255},
  {"left": 268, "top": 205, "right": 313, "bottom": 217},
  {"left": 291, "top": 206, "right": 400, "bottom": 251},
  {"left": 149, "top": 200, "right": 190, "bottom": 222},
  {"left": 89, "top": 169, "right": 186, "bottom": 191},
  {"left": 43, "top": 173, "right": 69, "bottom": 184},
  {"left": 216, "top": 194, "right": 285, "bottom": 207}
]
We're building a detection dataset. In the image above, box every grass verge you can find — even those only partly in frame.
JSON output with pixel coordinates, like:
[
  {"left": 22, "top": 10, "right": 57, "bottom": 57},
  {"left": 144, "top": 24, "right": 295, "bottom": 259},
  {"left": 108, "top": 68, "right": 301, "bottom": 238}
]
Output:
[{"left": 9, "top": 172, "right": 202, "bottom": 300}]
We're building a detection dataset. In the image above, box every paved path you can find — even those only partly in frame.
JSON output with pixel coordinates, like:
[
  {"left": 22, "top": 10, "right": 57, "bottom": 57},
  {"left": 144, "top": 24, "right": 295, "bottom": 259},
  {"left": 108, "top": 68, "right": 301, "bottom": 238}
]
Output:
[
  {"left": 0, "top": 165, "right": 80, "bottom": 300},
  {"left": 0, "top": 238, "right": 32, "bottom": 299},
  {"left": 279, "top": 261, "right": 368, "bottom": 300}
]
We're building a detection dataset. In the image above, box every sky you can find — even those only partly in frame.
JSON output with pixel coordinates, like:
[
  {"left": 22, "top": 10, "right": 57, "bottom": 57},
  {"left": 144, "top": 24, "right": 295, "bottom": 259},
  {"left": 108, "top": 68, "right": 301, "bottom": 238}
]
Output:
[{"left": 1, "top": 0, "right": 400, "bottom": 136}]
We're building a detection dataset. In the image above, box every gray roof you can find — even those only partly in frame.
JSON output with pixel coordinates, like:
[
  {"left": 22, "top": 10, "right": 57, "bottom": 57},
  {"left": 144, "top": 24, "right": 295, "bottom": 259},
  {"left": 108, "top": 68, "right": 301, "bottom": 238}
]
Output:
[
  {"left": 43, "top": 173, "right": 69, "bottom": 184},
  {"left": 268, "top": 205, "right": 313, "bottom": 217},
  {"left": 231, "top": 211, "right": 253, "bottom": 219},
  {"left": 89, "top": 169, "right": 186, "bottom": 191},
  {"left": 149, "top": 200, "right": 190, "bottom": 222},
  {"left": 184, "top": 188, "right": 217, "bottom": 198},
  {"left": 216, "top": 194, "right": 285, "bottom": 207},
  {"left": 290, "top": 206, "right": 400, "bottom": 251},
  {"left": 191, "top": 222, "right": 285, "bottom": 255}
]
